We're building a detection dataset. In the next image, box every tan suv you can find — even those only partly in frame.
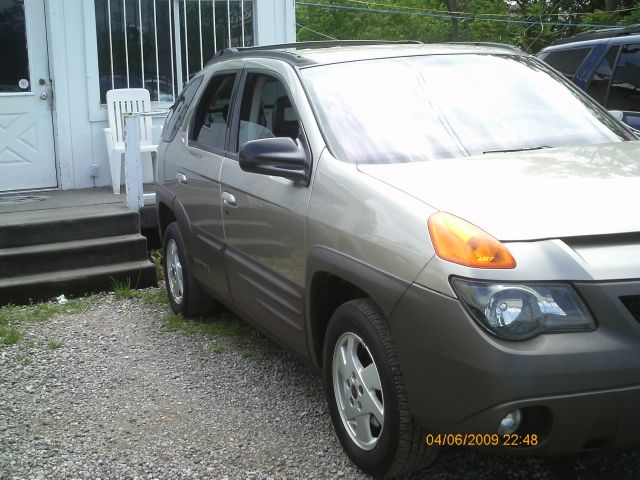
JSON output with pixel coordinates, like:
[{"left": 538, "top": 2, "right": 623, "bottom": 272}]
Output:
[{"left": 157, "top": 40, "right": 640, "bottom": 477}]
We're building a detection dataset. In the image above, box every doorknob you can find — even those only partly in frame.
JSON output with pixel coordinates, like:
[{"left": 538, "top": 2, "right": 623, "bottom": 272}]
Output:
[
  {"left": 40, "top": 92, "right": 48, "bottom": 100},
  {"left": 222, "top": 191, "right": 237, "bottom": 208}
]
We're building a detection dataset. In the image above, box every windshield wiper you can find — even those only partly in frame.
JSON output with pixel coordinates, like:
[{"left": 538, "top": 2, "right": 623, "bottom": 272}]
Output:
[{"left": 483, "top": 145, "right": 551, "bottom": 154}]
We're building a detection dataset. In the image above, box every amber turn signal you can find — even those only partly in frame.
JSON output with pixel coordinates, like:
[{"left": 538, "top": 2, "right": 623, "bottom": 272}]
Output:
[{"left": 427, "top": 212, "right": 516, "bottom": 269}]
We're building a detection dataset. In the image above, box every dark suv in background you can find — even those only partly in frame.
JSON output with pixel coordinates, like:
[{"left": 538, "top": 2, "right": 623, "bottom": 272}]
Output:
[{"left": 537, "top": 25, "right": 640, "bottom": 128}]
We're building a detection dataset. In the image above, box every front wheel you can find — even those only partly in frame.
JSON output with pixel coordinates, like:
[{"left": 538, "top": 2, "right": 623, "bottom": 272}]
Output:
[{"left": 323, "top": 299, "right": 437, "bottom": 477}]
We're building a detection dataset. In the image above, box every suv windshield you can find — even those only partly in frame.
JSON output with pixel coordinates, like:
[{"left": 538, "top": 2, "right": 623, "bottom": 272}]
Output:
[{"left": 301, "top": 54, "right": 632, "bottom": 164}]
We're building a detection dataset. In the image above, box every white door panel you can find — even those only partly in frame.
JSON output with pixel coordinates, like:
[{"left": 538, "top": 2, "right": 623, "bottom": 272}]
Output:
[{"left": 0, "top": 0, "right": 56, "bottom": 192}]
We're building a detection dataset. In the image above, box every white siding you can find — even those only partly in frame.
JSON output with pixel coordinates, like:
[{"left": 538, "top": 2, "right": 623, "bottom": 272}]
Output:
[{"left": 49, "top": 0, "right": 296, "bottom": 190}]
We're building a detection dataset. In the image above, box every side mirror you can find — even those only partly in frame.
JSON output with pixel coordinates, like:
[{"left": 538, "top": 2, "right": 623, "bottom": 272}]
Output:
[
  {"left": 239, "top": 137, "right": 310, "bottom": 183},
  {"left": 609, "top": 110, "right": 624, "bottom": 121}
]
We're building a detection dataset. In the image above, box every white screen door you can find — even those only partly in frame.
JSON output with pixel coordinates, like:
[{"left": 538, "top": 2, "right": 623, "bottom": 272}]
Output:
[{"left": 0, "top": 0, "right": 56, "bottom": 192}]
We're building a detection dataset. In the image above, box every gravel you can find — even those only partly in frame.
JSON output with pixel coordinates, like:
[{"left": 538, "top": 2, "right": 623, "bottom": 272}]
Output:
[{"left": 1, "top": 287, "right": 638, "bottom": 479}]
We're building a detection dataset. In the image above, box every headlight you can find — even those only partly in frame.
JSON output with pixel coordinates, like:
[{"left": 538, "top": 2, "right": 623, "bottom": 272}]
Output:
[{"left": 451, "top": 278, "right": 595, "bottom": 341}]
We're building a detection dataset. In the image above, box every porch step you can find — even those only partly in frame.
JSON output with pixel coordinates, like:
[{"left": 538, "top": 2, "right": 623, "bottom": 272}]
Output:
[
  {"left": 0, "top": 204, "right": 157, "bottom": 306},
  {"left": 0, "top": 208, "right": 140, "bottom": 248},
  {"left": 0, "top": 234, "right": 149, "bottom": 277},
  {"left": 0, "top": 260, "right": 157, "bottom": 306}
]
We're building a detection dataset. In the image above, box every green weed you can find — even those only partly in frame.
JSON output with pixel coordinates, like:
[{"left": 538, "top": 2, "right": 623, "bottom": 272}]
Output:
[
  {"left": 150, "top": 249, "right": 164, "bottom": 281},
  {"left": 47, "top": 340, "right": 64, "bottom": 350},
  {"left": 112, "top": 278, "right": 134, "bottom": 299}
]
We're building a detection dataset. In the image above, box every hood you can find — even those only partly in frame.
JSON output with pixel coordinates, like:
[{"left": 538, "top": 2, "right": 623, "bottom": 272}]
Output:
[{"left": 357, "top": 142, "right": 640, "bottom": 241}]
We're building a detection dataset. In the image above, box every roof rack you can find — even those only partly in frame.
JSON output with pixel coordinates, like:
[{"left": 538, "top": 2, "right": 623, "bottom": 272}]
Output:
[
  {"left": 550, "top": 24, "right": 640, "bottom": 46},
  {"left": 205, "top": 40, "right": 423, "bottom": 66},
  {"left": 445, "top": 41, "right": 522, "bottom": 53}
]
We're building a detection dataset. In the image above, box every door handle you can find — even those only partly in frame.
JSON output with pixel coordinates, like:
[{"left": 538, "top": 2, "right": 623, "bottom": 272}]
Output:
[
  {"left": 222, "top": 191, "right": 237, "bottom": 208},
  {"left": 176, "top": 172, "right": 187, "bottom": 184}
]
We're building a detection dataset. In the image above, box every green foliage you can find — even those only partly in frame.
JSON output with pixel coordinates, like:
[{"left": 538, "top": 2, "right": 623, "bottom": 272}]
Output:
[
  {"left": 150, "top": 249, "right": 164, "bottom": 282},
  {"left": 296, "top": 0, "right": 640, "bottom": 52}
]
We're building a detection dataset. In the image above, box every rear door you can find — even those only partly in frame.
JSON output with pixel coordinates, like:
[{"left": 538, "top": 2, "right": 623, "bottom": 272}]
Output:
[
  {"left": 220, "top": 68, "right": 311, "bottom": 356},
  {"left": 167, "top": 67, "right": 241, "bottom": 304}
]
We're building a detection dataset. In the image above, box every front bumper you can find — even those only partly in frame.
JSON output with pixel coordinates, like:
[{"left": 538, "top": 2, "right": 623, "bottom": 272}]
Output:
[{"left": 389, "top": 280, "right": 640, "bottom": 455}]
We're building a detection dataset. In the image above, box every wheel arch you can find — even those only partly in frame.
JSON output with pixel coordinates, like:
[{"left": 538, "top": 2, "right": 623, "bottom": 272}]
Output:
[{"left": 305, "top": 246, "right": 411, "bottom": 368}]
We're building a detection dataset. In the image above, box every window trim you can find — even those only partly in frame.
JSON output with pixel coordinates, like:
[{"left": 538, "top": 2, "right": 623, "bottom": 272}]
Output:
[{"left": 187, "top": 68, "right": 242, "bottom": 156}]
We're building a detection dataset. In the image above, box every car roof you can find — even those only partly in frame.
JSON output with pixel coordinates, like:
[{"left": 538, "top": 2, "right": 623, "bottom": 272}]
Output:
[
  {"left": 540, "top": 24, "right": 640, "bottom": 52},
  {"left": 205, "top": 40, "right": 524, "bottom": 69}
]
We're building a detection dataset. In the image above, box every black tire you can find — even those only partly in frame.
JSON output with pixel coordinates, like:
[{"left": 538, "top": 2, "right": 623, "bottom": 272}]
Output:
[
  {"left": 323, "top": 299, "right": 438, "bottom": 478},
  {"left": 162, "top": 222, "right": 214, "bottom": 317}
]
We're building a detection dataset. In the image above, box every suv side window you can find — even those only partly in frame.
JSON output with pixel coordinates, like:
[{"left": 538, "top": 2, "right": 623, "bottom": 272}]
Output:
[
  {"left": 586, "top": 46, "right": 619, "bottom": 105},
  {"left": 191, "top": 73, "right": 237, "bottom": 151},
  {"left": 543, "top": 48, "right": 592, "bottom": 79},
  {"left": 235, "top": 73, "right": 300, "bottom": 152},
  {"left": 161, "top": 76, "right": 204, "bottom": 143},
  {"left": 607, "top": 43, "right": 640, "bottom": 111}
]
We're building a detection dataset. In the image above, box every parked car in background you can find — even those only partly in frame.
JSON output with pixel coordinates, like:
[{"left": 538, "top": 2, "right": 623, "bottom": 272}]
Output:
[
  {"left": 156, "top": 40, "right": 640, "bottom": 477},
  {"left": 537, "top": 25, "right": 640, "bottom": 128}
]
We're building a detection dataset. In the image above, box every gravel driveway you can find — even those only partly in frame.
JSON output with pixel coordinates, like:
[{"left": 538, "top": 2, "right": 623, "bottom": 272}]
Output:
[{"left": 1, "top": 288, "right": 638, "bottom": 479}]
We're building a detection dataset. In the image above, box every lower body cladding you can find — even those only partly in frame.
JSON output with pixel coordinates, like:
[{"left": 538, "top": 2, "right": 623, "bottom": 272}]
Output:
[{"left": 389, "top": 280, "right": 640, "bottom": 456}]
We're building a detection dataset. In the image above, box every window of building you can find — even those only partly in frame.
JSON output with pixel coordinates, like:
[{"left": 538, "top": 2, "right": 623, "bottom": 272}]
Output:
[
  {"left": 0, "top": 0, "right": 30, "bottom": 93},
  {"left": 191, "top": 73, "right": 237, "bottom": 151},
  {"left": 94, "top": 0, "right": 253, "bottom": 104},
  {"left": 607, "top": 43, "right": 640, "bottom": 112}
]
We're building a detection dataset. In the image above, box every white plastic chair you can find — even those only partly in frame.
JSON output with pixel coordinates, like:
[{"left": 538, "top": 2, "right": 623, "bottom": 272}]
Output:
[{"left": 104, "top": 88, "right": 158, "bottom": 194}]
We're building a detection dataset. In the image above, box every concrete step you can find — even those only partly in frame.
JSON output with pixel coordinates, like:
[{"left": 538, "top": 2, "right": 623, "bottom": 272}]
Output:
[
  {"left": 0, "top": 260, "right": 157, "bottom": 306},
  {"left": 0, "top": 234, "right": 150, "bottom": 278},
  {"left": 0, "top": 208, "right": 140, "bottom": 248}
]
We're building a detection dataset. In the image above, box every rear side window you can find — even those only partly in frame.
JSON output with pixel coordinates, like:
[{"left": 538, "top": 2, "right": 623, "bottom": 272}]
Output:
[
  {"left": 586, "top": 46, "right": 619, "bottom": 105},
  {"left": 542, "top": 48, "right": 592, "bottom": 78},
  {"left": 607, "top": 43, "right": 640, "bottom": 111},
  {"left": 161, "top": 76, "right": 204, "bottom": 143},
  {"left": 190, "top": 73, "right": 237, "bottom": 152}
]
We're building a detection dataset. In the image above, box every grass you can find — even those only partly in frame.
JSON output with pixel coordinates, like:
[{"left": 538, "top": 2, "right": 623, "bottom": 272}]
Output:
[
  {"left": 162, "top": 310, "right": 256, "bottom": 352},
  {"left": 112, "top": 278, "right": 134, "bottom": 299},
  {"left": 47, "top": 340, "right": 64, "bottom": 350},
  {"left": 134, "top": 288, "right": 169, "bottom": 305},
  {"left": 0, "top": 297, "right": 92, "bottom": 347}
]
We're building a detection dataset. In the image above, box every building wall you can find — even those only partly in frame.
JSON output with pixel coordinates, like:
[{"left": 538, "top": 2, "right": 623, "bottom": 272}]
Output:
[{"left": 48, "top": 0, "right": 296, "bottom": 191}]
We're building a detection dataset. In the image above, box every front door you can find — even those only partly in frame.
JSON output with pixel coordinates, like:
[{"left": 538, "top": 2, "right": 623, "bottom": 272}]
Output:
[
  {"left": 221, "top": 71, "right": 311, "bottom": 357},
  {"left": 0, "top": 0, "right": 56, "bottom": 192}
]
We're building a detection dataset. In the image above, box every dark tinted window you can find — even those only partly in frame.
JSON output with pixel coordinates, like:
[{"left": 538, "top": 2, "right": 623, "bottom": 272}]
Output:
[
  {"left": 191, "top": 73, "right": 237, "bottom": 151},
  {"left": 161, "top": 76, "right": 204, "bottom": 143},
  {"left": 236, "top": 73, "right": 300, "bottom": 152},
  {"left": 0, "top": 0, "right": 30, "bottom": 93},
  {"left": 543, "top": 48, "right": 592, "bottom": 78},
  {"left": 586, "top": 46, "right": 619, "bottom": 105},
  {"left": 607, "top": 43, "right": 640, "bottom": 111}
]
